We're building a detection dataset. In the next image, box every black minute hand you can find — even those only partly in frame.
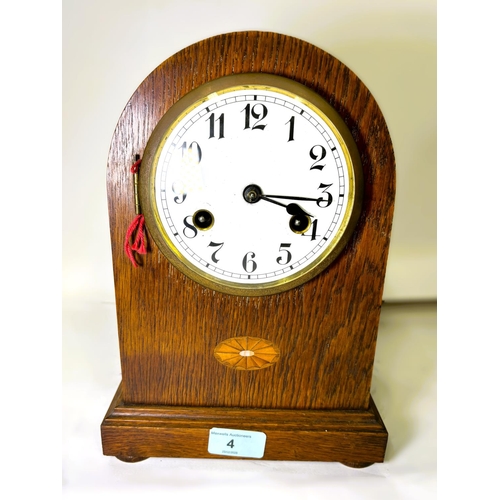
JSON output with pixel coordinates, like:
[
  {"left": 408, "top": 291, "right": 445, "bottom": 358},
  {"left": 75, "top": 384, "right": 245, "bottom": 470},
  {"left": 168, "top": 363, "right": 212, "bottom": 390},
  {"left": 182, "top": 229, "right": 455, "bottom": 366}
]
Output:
[{"left": 263, "top": 194, "right": 321, "bottom": 203}]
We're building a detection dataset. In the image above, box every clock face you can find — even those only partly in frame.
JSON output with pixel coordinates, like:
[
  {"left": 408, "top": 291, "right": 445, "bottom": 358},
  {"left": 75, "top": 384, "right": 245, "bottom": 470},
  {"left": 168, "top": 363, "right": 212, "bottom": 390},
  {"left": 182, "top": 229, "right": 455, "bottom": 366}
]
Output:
[{"left": 140, "top": 74, "right": 362, "bottom": 295}]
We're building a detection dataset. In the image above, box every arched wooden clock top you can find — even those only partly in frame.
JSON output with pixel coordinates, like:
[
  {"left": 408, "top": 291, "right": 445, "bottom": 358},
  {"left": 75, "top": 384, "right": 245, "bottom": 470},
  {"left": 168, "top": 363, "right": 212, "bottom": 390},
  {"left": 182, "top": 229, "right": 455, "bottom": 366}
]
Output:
[{"left": 102, "top": 31, "right": 395, "bottom": 466}]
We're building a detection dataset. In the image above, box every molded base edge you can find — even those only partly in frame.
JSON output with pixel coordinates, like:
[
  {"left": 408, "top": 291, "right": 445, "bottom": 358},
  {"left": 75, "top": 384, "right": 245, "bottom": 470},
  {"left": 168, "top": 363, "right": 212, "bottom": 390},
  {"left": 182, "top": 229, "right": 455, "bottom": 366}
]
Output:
[{"left": 101, "top": 383, "right": 388, "bottom": 466}]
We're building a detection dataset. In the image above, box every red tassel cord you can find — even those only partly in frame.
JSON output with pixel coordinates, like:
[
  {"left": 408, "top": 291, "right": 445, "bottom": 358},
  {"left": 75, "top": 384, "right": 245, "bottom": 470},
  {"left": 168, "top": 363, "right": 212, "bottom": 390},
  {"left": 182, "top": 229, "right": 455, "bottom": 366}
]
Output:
[
  {"left": 130, "top": 157, "right": 141, "bottom": 175},
  {"left": 124, "top": 158, "right": 147, "bottom": 267},
  {"left": 124, "top": 213, "right": 147, "bottom": 267}
]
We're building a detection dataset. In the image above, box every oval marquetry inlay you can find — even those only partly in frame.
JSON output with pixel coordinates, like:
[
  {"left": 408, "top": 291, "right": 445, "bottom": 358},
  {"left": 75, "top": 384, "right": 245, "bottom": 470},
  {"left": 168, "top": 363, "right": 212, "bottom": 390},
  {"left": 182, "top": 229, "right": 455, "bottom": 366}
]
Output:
[{"left": 213, "top": 336, "right": 280, "bottom": 370}]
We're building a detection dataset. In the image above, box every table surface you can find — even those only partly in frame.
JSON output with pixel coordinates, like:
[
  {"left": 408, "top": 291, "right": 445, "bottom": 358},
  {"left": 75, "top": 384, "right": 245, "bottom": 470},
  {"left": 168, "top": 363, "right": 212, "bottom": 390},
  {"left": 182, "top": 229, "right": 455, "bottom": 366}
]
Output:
[{"left": 62, "top": 300, "right": 436, "bottom": 499}]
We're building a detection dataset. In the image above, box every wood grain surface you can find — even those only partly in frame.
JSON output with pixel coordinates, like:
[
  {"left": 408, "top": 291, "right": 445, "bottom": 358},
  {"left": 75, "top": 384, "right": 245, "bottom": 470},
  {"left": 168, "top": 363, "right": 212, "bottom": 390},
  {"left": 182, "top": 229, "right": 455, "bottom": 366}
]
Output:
[
  {"left": 101, "top": 383, "right": 387, "bottom": 464},
  {"left": 105, "top": 31, "right": 395, "bottom": 414}
]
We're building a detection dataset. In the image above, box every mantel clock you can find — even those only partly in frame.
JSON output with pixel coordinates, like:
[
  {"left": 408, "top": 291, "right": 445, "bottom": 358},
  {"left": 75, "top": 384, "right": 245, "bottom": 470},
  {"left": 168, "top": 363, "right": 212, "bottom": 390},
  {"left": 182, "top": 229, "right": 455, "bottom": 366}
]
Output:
[{"left": 101, "top": 31, "right": 396, "bottom": 468}]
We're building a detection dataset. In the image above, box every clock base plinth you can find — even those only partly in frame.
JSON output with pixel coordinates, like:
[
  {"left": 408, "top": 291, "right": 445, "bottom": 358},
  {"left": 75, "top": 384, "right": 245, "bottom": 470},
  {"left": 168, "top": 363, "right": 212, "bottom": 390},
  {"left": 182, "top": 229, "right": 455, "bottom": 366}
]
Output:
[{"left": 101, "top": 384, "right": 388, "bottom": 466}]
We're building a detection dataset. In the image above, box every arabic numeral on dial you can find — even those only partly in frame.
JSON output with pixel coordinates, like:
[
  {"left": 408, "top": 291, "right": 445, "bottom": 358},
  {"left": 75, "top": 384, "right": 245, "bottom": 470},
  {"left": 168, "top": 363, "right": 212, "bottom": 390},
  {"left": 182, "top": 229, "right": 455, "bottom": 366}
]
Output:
[
  {"left": 286, "top": 116, "right": 295, "bottom": 142},
  {"left": 172, "top": 181, "right": 186, "bottom": 204},
  {"left": 242, "top": 252, "right": 257, "bottom": 273},
  {"left": 276, "top": 243, "right": 292, "bottom": 265},
  {"left": 309, "top": 145, "right": 327, "bottom": 171},
  {"left": 207, "top": 112, "right": 225, "bottom": 139},
  {"left": 302, "top": 219, "right": 318, "bottom": 241},
  {"left": 208, "top": 241, "right": 224, "bottom": 263},
  {"left": 181, "top": 141, "right": 202, "bottom": 163},
  {"left": 242, "top": 103, "right": 268, "bottom": 130},
  {"left": 182, "top": 216, "right": 198, "bottom": 239},
  {"left": 316, "top": 183, "right": 333, "bottom": 208}
]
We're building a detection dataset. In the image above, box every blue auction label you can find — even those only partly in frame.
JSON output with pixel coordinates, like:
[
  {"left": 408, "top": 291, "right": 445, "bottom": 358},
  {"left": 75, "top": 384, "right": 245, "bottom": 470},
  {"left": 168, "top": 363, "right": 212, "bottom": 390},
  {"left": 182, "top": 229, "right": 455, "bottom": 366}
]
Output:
[{"left": 208, "top": 427, "right": 267, "bottom": 459}]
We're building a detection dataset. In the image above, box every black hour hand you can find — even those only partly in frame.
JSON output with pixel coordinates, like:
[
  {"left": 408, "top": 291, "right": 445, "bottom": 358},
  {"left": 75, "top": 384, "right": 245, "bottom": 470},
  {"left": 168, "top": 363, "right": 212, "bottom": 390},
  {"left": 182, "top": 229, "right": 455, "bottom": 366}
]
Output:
[
  {"left": 259, "top": 196, "right": 311, "bottom": 217},
  {"left": 285, "top": 202, "right": 311, "bottom": 217},
  {"left": 243, "top": 184, "right": 312, "bottom": 217}
]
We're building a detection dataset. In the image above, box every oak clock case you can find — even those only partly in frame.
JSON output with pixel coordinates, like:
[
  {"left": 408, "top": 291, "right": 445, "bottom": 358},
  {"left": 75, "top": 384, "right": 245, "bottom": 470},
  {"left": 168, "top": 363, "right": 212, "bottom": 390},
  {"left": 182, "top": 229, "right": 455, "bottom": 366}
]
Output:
[
  {"left": 139, "top": 73, "right": 363, "bottom": 297},
  {"left": 101, "top": 31, "right": 396, "bottom": 467}
]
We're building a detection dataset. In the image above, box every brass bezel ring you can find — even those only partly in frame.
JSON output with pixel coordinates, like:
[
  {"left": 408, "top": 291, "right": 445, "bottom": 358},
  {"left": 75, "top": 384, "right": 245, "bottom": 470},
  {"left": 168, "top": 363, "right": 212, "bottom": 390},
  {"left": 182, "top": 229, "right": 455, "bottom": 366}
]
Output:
[{"left": 139, "top": 73, "right": 363, "bottom": 296}]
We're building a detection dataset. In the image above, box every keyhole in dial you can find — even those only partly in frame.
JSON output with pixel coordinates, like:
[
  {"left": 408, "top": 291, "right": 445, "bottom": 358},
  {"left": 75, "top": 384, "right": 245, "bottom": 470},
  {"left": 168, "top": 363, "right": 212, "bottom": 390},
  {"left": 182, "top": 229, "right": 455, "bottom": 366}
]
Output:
[
  {"left": 193, "top": 209, "right": 214, "bottom": 230},
  {"left": 289, "top": 213, "right": 311, "bottom": 234}
]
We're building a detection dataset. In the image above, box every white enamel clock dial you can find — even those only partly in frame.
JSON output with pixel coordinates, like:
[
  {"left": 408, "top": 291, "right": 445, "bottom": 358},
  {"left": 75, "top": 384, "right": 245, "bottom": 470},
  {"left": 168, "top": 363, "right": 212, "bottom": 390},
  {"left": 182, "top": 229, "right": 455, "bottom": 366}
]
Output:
[{"left": 140, "top": 74, "right": 363, "bottom": 296}]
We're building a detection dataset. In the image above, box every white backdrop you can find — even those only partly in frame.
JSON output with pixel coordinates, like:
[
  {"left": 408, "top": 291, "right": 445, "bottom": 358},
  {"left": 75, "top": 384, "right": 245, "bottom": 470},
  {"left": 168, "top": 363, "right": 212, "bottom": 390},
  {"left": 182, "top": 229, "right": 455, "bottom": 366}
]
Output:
[
  {"left": 62, "top": 0, "right": 437, "bottom": 303},
  {"left": 61, "top": 3, "right": 438, "bottom": 497},
  {"left": 57, "top": 2, "right": 500, "bottom": 499}
]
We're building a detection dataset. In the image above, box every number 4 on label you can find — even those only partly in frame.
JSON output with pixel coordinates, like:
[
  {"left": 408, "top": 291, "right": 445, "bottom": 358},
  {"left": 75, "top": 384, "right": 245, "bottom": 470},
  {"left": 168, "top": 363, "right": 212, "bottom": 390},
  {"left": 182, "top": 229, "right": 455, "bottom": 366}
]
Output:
[{"left": 227, "top": 439, "right": 235, "bottom": 449}]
